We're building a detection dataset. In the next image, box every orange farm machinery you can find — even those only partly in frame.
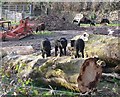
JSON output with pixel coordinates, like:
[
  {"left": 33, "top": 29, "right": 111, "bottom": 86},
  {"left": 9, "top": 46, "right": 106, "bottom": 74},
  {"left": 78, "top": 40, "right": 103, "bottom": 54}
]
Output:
[{"left": 0, "top": 18, "right": 40, "bottom": 41}]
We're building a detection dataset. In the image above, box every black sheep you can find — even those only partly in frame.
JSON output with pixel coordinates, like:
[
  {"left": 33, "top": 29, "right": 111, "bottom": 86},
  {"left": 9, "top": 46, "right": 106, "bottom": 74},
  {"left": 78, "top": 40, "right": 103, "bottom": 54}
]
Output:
[
  {"left": 55, "top": 37, "right": 67, "bottom": 56},
  {"left": 78, "top": 17, "right": 95, "bottom": 26},
  {"left": 100, "top": 18, "right": 110, "bottom": 24},
  {"left": 71, "top": 38, "right": 85, "bottom": 58},
  {"left": 41, "top": 38, "right": 51, "bottom": 58},
  {"left": 36, "top": 23, "right": 45, "bottom": 33}
]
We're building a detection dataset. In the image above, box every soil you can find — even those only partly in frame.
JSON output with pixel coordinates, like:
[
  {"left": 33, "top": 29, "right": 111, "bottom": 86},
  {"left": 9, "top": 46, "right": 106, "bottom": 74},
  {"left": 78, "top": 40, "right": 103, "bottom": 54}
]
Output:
[{"left": 30, "top": 13, "right": 82, "bottom": 31}]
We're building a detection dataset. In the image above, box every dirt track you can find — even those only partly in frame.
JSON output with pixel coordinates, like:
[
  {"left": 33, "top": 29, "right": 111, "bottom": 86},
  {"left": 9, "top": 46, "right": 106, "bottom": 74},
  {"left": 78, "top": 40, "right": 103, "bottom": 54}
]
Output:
[{"left": 1, "top": 26, "right": 119, "bottom": 52}]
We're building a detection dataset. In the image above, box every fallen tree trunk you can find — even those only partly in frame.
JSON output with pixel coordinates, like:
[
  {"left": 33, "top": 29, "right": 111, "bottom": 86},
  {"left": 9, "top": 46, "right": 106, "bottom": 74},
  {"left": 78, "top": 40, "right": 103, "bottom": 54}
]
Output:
[
  {"left": 30, "top": 57, "right": 103, "bottom": 92},
  {"left": 3, "top": 54, "right": 103, "bottom": 92}
]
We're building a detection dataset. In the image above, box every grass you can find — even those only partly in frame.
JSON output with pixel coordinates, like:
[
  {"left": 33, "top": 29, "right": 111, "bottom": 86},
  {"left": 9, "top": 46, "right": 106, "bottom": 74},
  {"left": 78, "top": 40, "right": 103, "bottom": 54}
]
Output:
[
  {"left": 33, "top": 31, "right": 54, "bottom": 35},
  {"left": 11, "top": 21, "right": 19, "bottom": 25},
  {"left": 108, "top": 23, "right": 120, "bottom": 26},
  {"left": 80, "top": 23, "right": 120, "bottom": 27}
]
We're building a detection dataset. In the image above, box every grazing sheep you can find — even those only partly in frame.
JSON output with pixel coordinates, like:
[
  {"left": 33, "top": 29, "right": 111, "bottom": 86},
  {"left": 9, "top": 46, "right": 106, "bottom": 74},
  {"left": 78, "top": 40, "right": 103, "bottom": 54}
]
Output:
[
  {"left": 100, "top": 18, "right": 110, "bottom": 25},
  {"left": 41, "top": 38, "right": 51, "bottom": 58},
  {"left": 55, "top": 37, "right": 67, "bottom": 56},
  {"left": 78, "top": 17, "right": 95, "bottom": 26},
  {"left": 36, "top": 23, "right": 45, "bottom": 33}
]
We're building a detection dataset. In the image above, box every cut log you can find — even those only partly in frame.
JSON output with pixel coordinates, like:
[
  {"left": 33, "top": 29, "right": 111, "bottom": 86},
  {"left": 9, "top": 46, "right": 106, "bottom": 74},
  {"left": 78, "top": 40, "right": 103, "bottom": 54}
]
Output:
[{"left": 77, "top": 57, "right": 102, "bottom": 93}]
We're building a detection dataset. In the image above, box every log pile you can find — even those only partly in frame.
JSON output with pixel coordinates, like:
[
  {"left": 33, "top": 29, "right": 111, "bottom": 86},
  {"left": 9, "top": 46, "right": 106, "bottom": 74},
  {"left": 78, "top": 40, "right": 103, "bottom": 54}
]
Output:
[{"left": 1, "top": 34, "right": 120, "bottom": 95}]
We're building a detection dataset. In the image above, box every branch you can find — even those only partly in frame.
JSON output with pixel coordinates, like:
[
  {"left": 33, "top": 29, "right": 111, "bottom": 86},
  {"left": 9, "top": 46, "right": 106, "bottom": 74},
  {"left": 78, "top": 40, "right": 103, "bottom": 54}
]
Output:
[{"left": 102, "top": 73, "right": 120, "bottom": 80}]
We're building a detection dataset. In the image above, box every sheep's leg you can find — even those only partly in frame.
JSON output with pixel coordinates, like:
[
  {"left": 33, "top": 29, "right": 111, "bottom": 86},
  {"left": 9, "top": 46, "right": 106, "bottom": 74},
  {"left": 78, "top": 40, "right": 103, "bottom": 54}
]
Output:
[
  {"left": 41, "top": 50, "right": 45, "bottom": 58},
  {"left": 75, "top": 49, "right": 80, "bottom": 58},
  {"left": 59, "top": 46, "right": 63, "bottom": 57},
  {"left": 81, "top": 51, "right": 84, "bottom": 58},
  {"left": 64, "top": 47, "right": 67, "bottom": 55},
  {"left": 46, "top": 50, "right": 51, "bottom": 57},
  {"left": 55, "top": 46, "right": 58, "bottom": 56}
]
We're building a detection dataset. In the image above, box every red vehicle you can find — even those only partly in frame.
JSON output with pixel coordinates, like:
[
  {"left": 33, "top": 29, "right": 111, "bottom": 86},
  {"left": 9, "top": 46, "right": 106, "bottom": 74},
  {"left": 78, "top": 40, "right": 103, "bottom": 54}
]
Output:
[{"left": 0, "top": 18, "right": 33, "bottom": 41}]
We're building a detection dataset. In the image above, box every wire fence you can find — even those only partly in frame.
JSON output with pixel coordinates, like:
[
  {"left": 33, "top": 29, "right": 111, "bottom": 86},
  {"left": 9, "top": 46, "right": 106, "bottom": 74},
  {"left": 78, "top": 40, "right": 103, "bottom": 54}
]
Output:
[{"left": 1, "top": 3, "right": 33, "bottom": 21}]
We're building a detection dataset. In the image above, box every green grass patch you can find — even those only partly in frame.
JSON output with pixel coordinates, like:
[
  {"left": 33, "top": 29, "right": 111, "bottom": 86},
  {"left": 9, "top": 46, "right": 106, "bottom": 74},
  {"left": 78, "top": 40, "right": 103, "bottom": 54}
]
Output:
[
  {"left": 80, "top": 23, "right": 119, "bottom": 27},
  {"left": 108, "top": 23, "right": 120, "bottom": 26},
  {"left": 11, "top": 21, "right": 19, "bottom": 25},
  {"left": 80, "top": 24, "right": 90, "bottom": 27},
  {"left": 33, "top": 31, "right": 54, "bottom": 35}
]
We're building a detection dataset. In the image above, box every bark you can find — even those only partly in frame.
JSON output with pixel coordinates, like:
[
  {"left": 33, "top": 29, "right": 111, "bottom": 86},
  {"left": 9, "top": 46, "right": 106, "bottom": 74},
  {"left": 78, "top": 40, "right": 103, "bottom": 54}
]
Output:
[
  {"left": 32, "top": 57, "right": 103, "bottom": 92},
  {"left": 7, "top": 55, "right": 102, "bottom": 92}
]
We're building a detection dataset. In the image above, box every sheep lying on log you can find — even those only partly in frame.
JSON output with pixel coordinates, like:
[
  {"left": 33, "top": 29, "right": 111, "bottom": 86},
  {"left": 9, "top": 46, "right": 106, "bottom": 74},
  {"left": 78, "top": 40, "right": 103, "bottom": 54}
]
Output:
[
  {"left": 55, "top": 37, "right": 68, "bottom": 57},
  {"left": 41, "top": 38, "right": 51, "bottom": 58}
]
